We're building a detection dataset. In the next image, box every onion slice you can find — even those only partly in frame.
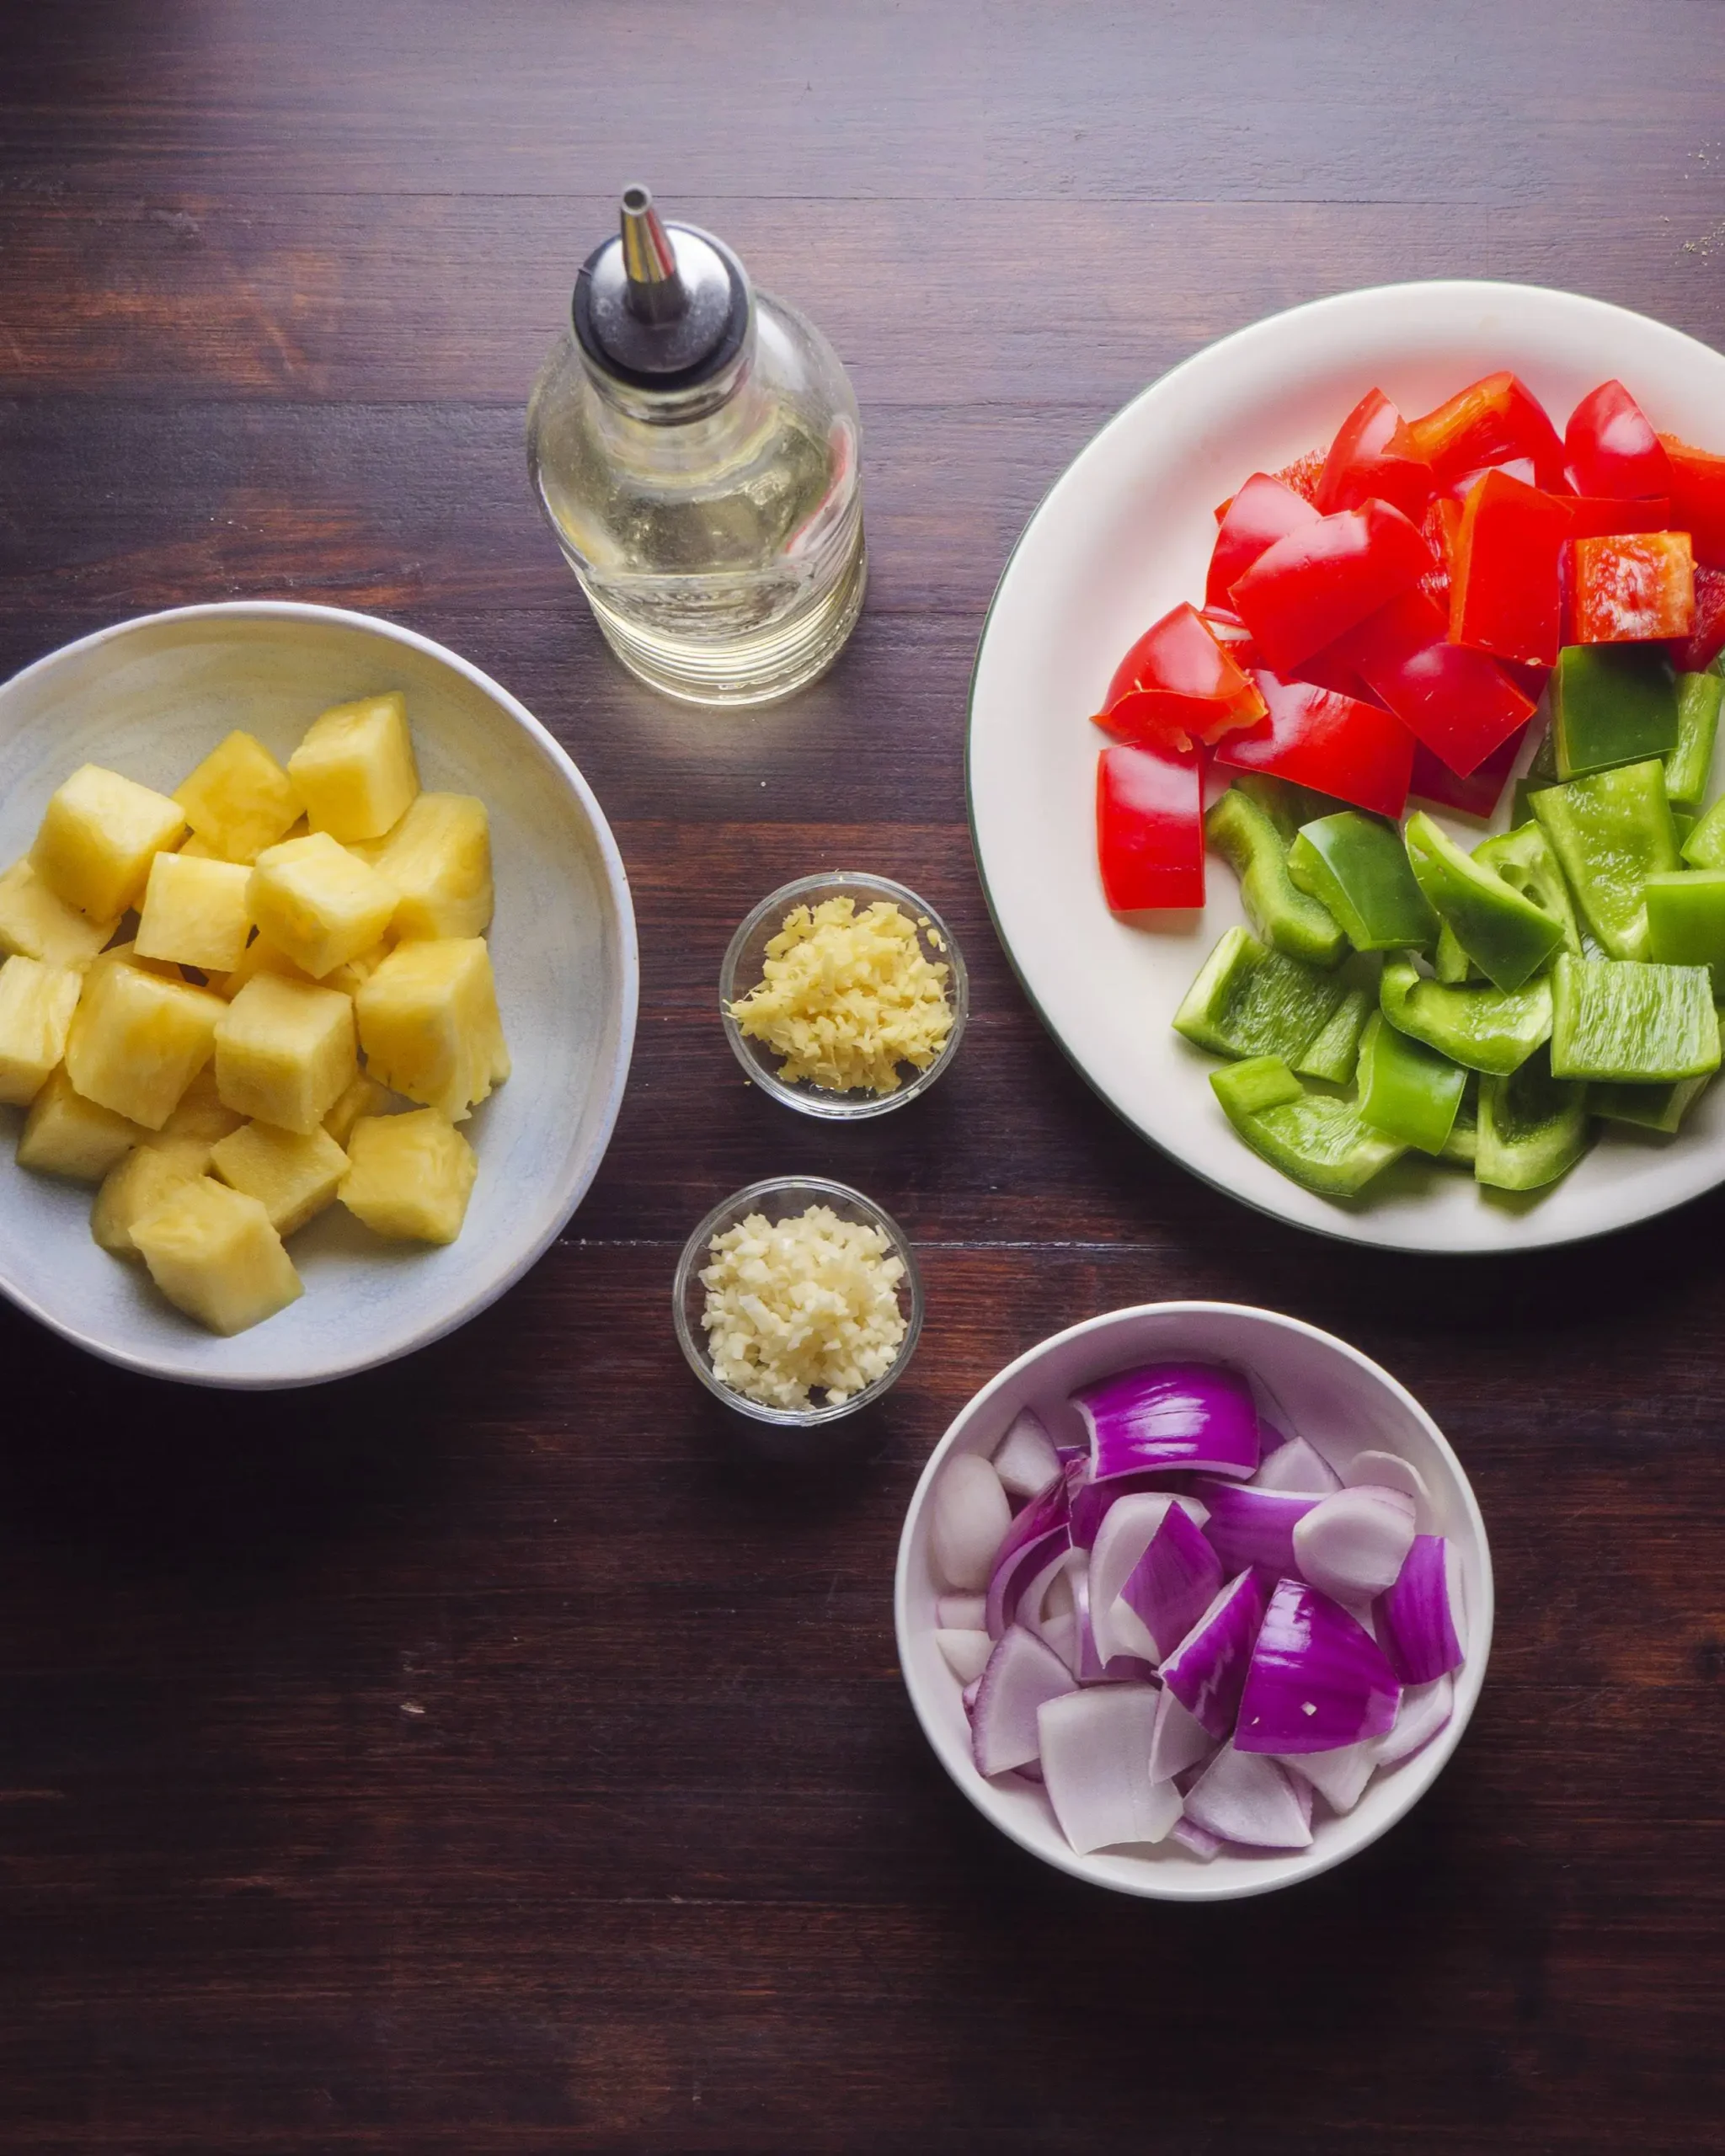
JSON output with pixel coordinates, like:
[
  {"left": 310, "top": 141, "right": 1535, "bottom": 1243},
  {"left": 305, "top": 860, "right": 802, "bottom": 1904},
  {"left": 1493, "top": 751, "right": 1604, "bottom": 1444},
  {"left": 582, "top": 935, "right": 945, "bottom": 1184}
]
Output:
[
  {"left": 1345, "top": 1449, "right": 1435, "bottom": 1529},
  {"left": 1088, "top": 1493, "right": 1210, "bottom": 1662},
  {"left": 1195, "top": 1478, "right": 1322, "bottom": 1576},
  {"left": 992, "top": 1408, "right": 1063, "bottom": 1500},
  {"left": 1072, "top": 1360, "right": 1262, "bottom": 1483},
  {"left": 1117, "top": 1502, "right": 1223, "bottom": 1662},
  {"left": 1170, "top": 1816, "right": 1224, "bottom": 1860},
  {"left": 1374, "top": 1673, "right": 1455, "bottom": 1769},
  {"left": 1250, "top": 1434, "right": 1342, "bottom": 1495},
  {"left": 937, "top": 1592, "right": 986, "bottom": 1630},
  {"left": 1292, "top": 1485, "right": 1417, "bottom": 1602},
  {"left": 984, "top": 1472, "right": 1072, "bottom": 1639},
  {"left": 971, "top": 1625, "right": 1078, "bottom": 1777},
  {"left": 1070, "top": 1563, "right": 1155, "bottom": 1684},
  {"left": 1159, "top": 1570, "right": 1270, "bottom": 1739},
  {"left": 1372, "top": 1534, "right": 1466, "bottom": 1684},
  {"left": 1183, "top": 1742, "right": 1314, "bottom": 1849},
  {"left": 1037, "top": 1685, "right": 1182, "bottom": 1854},
  {"left": 936, "top": 1628, "right": 993, "bottom": 1684},
  {"left": 932, "top": 1454, "right": 1013, "bottom": 1593},
  {"left": 1148, "top": 1684, "right": 1214, "bottom": 1782},
  {"left": 1235, "top": 1577, "right": 1402, "bottom": 1755},
  {"left": 1278, "top": 1741, "right": 1376, "bottom": 1814}
]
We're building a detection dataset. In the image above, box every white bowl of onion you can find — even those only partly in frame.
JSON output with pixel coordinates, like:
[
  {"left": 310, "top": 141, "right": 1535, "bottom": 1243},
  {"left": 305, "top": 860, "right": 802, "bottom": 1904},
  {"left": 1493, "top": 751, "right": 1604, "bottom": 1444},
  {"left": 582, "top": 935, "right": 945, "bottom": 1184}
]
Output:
[{"left": 894, "top": 1301, "right": 1493, "bottom": 1901}]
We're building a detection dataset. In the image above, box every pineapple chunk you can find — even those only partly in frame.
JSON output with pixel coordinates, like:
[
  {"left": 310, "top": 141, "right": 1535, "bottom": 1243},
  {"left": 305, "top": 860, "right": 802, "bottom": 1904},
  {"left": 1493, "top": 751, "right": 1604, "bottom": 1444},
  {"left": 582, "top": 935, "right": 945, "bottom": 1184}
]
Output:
[
  {"left": 287, "top": 691, "right": 419, "bottom": 843},
  {"left": 177, "top": 833, "right": 219, "bottom": 860},
  {"left": 152, "top": 1063, "right": 244, "bottom": 1145},
  {"left": 85, "top": 939, "right": 182, "bottom": 986},
  {"left": 0, "top": 857, "right": 119, "bottom": 969},
  {"left": 135, "top": 851, "right": 254, "bottom": 973},
  {"left": 355, "top": 937, "right": 509, "bottom": 1123},
  {"left": 323, "top": 938, "right": 392, "bottom": 997},
  {"left": 0, "top": 956, "right": 83, "bottom": 1106},
  {"left": 131, "top": 1176, "right": 303, "bottom": 1334},
  {"left": 173, "top": 730, "right": 300, "bottom": 864},
  {"left": 91, "top": 1137, "right": 213, "bottom": 1254},
  {"left": 214, "top": 974, "right": 355, "bottom": 1134},
  {"left": 341, "top": 1109, "right": 476, "bottom": 1244},
  {"left": 211, "top": 1119, "right": 348, "bottom": 1235},
  {"left": 247, "top": 831, "right": 398, "bottom": 979},
  {"left": 30, "top": 764, "right": 185, "bottom": 919},
  {"left": 216, "top": 929, "right": 317, "bottom": 1000},
  {"left": 359, "top": 793, "right": 493, "bottom": 940},
  {"left": 64, "top": 960, "right": 224, "bottom": 1129},
  {"left": 323, "top": 1069, "right": 398, "bottom": 1146},
  {"left": 17, "top": 1065, "right": 146, "bottom": 1181}
]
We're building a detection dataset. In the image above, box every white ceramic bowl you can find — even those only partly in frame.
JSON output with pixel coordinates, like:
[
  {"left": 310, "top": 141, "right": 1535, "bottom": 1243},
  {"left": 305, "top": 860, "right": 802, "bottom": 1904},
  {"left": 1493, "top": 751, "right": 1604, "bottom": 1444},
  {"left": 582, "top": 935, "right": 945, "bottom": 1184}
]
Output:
[
  {"left": 895, "top": 1301, "right": 1493, "bottom": 1900},
  {"left": 0, "top": 602, "right": 638, "bottom": 1388},
  {"left": 969, "top": 279, "right": 1725, "bottom": 1251}
]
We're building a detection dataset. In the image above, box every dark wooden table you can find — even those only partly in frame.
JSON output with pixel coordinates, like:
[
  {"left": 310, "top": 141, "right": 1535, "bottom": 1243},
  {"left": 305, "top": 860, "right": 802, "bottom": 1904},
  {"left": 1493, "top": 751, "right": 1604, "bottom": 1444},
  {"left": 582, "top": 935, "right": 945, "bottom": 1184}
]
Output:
[{"left": 4, "top": 3, "right": 1724, "bottom": 2148}]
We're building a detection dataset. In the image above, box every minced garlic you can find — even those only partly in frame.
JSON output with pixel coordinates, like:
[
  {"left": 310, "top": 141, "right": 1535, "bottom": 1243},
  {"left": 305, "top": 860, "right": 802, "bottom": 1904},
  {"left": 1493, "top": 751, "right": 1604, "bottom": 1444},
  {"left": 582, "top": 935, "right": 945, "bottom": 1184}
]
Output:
[
  {"left": 699, "top": 1203, "right": 908, "bottom": 1409},
  {"left": 728, "top": 895, "right": 953, "bottom": 1096}
]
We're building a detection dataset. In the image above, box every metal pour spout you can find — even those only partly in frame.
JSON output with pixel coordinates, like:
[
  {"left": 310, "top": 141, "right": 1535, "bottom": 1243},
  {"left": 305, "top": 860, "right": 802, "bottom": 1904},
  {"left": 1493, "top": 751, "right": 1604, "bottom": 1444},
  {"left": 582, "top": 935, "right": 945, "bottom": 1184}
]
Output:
[{"left": 619, "top": 185, "right": 686, "bottom": 324}]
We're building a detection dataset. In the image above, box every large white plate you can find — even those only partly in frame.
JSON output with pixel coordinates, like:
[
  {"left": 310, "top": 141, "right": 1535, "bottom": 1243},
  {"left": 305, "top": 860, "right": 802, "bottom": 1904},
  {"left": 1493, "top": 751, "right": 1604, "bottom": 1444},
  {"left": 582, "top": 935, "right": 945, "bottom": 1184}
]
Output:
[{"left": 969, "top": 280, "right": 1725, "bottom": 1252}]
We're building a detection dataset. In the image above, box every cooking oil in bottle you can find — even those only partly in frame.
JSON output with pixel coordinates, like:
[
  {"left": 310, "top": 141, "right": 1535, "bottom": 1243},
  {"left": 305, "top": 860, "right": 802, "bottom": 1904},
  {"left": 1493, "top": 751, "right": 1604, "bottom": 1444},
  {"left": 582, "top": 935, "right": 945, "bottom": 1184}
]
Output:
[{"left": 527, "top": 188, "right": 865, "bottom": 707}]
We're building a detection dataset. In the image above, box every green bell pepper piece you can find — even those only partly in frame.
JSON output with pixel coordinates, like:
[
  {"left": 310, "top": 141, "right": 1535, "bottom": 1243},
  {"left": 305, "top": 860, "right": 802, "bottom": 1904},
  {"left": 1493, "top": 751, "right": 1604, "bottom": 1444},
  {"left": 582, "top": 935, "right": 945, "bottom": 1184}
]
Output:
[
  {"left": 1645, "top": 867, "right": 1725, "bottom": 991},
  {"left": 1433, "top": 921, "right": 1477, "bottom": 984},
  {"left": 1680, "top": 789, "right": 1725, "bottom": 869},
  {"left": 1355, "top": 1011, "right": 1466, "bottom": 1155},
  {"left": 1471, "top": 821, "right": 1583, "bottom": 956},
  {"left": 1173, "top": 925, "right": 1348, "bottom": 1061},
  {"left": 1476, "top": 1048, "right": 1592, "bottom": 1191},
  {"left": 1550, "top": 643, "right": 1680, "bottom": 778},
  {"left": 1293, "top": 985, "right": 1375, "bottom": 1086},
  {"left": 1210, "top": 1058, "right": 1404, "bottom": 1198},
  {"left": 1380, "top": 958, "right": 1552, "bottom": 1075},
  {"left": 1664, "top": 672, "right": 1724, "bottom": 813},
  {"left": 1589, "top": 1072, "right": 1713, "bottom": 1134},
  {"left": 1531, "top": 759, "right": 1682, "bottom": 960},
  {"left": 1509, "top": 720, "right": 1559, "bottom": 830},
  {"left": 1228, "top": 772, "right": 1350, "bottom": 844},
  {"left": 1439, "top": 1074, "right": 1480, "bottom": 1166},
  {"left": 1403, "top": 811, "right": 1565, "bottom": 990},
  {"left": 1548, "top": 953, "right": 1721, "bottom": 1082},
  {"left": 1288, "top": 812, "right": 1436, "bottom": 953},
  {"left": 1205, "top": 790, "right": 1347, "bottom": 968}
]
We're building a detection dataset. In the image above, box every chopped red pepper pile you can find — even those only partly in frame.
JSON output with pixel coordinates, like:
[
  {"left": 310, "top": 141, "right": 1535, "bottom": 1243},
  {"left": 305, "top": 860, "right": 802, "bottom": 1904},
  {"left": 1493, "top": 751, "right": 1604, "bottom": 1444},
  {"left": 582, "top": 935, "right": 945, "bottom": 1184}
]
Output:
[{"left": 1092, "top": 373, "right": 1725, "bottom": 912}]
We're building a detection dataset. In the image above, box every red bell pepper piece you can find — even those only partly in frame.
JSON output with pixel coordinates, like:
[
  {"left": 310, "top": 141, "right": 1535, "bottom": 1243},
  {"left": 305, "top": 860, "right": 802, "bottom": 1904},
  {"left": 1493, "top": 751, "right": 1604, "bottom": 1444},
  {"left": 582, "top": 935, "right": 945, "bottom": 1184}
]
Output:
[
  {"left": 1671, "top": 563, "right": 1725, "bottom": 672},
  {"left": 1213, "top": 670, "right": 1415, "bottom": 819},
  {"left": 1658, "top": 435, "right": 1725, "bottom": 568},
  {"left": 1448, "top": 469, "right": 1572, "bottom": 666},
  {"left": 1418, "top": 496, "right": 1461, "bottom": 611},
  {"left": 1562, "top": 496, "right": 1671, "bottom": 540},
  {"left": 1405, "top": 371, "right": 1567, "bottom": 491},
  {"left": 1339, "top": 589, "right": 1535, "bottom": 776},
  {"left": 1408, "top": 727, "right": 1523, "bottom": 820},
  {"left": 1563, "top": 380, "right": 1674, "bottom": 500},
  {"left": 1570, "top": 531, "right": 1696, "bottom": 643},
  {"left": 1315, "top": 388, "right": 1434, "bottom": 523},
  {"left": 1204, "top": 474, "right": 1320, "bottom": 610},
  {"left": 1228, "top": 499, "right": 1433, "bottom": 674},
  {"left": 1095, "top": 744, "right": 1204, "bottom": 911},
  {"left": 1092, "top": 601, "right": 1268, "bottom": 752},
  {"left": 1444, "top": 456, "right": 1537, "bottom": 503},
  {"left": 1270, "top": 450, "right": 1326, "bottom": 504}
]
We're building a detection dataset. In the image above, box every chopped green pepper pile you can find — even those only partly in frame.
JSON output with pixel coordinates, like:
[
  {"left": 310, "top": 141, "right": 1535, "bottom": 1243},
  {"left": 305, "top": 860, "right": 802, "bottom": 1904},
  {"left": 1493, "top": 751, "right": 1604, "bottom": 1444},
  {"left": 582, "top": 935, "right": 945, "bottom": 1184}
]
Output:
[{"left": 1175, "top": 647, "right": 1725, "bottom": 1203}]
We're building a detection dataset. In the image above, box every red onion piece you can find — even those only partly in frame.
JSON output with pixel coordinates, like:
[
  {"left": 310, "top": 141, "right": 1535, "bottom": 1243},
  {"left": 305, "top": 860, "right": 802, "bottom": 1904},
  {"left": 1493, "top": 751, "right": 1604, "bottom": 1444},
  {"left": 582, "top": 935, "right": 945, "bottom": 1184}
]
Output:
[
  {"left": 1036, "top": 1685, "right": 1182, "bottom": 1854},
  {"left": 932, "top": 1454, "right": 1013, "bottom": 1593},
  {"left": 1372, "top": 1534, "right": 1465, "bottom": 1684},
  {"left": 1235, "top": 1577, "right": 1402, "bottom": 1754},
  {"left": 991, "top": 1408, "right": 1062, "bottom": 1501},
  {"left": 1117, "top": 1502, "right": 1224, "bottom": 1662},
  {"left": 1064, "top": 1461, "right": 1205, "bottom": 1550},
  {"left": 983, "top": 1472, "right": 1073, "bottom": 1639},
  {"left": 1194, "top": 1478, "right": 1323, "bottom": 1576},
  {"left": 1183, "top": 1742, "right": 1314, "bottom": 1849},
  {"left": 1293, "top": 1485, "right": 1417, "bottom": 1602},
  {"left": 1345, "top": 1449, "right": 1435, "bottom": 1529},
  {"left": 1278, "top": 1740, "right": 1376, "bottom": 1814},
  {"left": 1170, "top": 1816, "right": 1224, "bottom": 1861},
  {"left": 962, "top": 1675, "right": 982, "bottom": 1717},
  {"left": 937, "top": 1592, "right": 986, "bottom": 1630},
  {"left": 1088, "top": 1492, "right": 1208, "bottom": 1662},
  {"left": 971, "top": 1625, "right": 1078, "bottom": 1776},
  {"left": 1159, "top": 1570, "right": 1270, "bottom": 1739},
  {"left": 935, "top": 1628, "right": 993, "bottom": 1684},
  {"left": 1148, "top": 1684, "right": 1215, "bottom": 1782},
  {"left": 1069, "top": 1563, "right": 1156, "bottom": 1684},
  {"left": 1250, "top": 1434, "right": 1342, "bottom": 1495},
  {"left": 1374, "top": 1673, "right": 1455, "bottom": 1769},
  {"left": 1072, "top": 1360, "right": 1262, "bottom": 1483}
]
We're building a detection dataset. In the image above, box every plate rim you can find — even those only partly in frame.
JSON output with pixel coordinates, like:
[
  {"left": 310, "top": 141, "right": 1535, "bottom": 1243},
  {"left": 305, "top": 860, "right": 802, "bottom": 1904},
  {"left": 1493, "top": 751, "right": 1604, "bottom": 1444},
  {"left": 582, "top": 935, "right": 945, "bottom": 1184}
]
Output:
[
  {"left": 0, "top": 598, "right": 640, "bottom": 1388},
  {"left": 966, "top": 276, "right": 1725, "bottom": 1254}
]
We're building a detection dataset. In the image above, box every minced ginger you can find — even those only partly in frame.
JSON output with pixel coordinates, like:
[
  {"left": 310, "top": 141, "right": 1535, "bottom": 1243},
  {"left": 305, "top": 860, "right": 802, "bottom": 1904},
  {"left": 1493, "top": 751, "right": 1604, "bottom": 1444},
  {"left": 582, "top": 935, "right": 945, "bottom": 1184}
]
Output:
[
  {"left": 700, "top": 1203, "right": 907, "bottom": 1409},
  {"left": 727, "top": 895, "right": 953, "bottom": 1096}
]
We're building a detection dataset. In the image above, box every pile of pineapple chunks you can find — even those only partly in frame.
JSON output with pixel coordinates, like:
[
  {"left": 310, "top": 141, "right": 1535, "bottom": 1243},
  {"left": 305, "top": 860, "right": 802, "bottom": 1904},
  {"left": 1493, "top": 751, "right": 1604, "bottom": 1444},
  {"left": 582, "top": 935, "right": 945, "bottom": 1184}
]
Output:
[{"left": 0, "top": 691, "right": 510, "bottom": 1336}]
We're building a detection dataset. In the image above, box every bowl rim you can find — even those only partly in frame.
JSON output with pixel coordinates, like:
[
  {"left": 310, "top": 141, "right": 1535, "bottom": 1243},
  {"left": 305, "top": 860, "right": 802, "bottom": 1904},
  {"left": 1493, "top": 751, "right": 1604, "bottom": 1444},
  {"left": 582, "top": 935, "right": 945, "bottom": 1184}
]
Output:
[
  {"left": 718, "top": 869, "right": 969, "bottom": 1119},
  {"left": 671, "top": 1171, "right": 925, "bottom": 1424},
  {"left": 0, "top": 599, "right": 640, "bottom": 1389},
  {"left": 894, "top": 1299, "right": 1494, "bottom": 1901}
]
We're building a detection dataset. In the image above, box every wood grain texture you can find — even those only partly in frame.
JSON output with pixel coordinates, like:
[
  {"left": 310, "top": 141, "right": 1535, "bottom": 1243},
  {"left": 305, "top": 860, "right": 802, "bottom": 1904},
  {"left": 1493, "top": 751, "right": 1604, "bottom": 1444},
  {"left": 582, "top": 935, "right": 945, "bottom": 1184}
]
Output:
[{"left": 3, "top": 1, "right": 1724, "bottom": 2148}]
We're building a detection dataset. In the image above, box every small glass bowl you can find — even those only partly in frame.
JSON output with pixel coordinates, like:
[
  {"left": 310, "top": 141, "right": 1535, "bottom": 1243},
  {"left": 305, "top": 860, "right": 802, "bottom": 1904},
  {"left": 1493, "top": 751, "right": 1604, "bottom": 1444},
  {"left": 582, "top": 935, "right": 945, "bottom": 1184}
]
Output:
[
  {"left": 671, "top": 1176, "right": 925, "bottom": 1428},
  {"left": 718, "top": 872, "right": 969, "bottom": 1119}
]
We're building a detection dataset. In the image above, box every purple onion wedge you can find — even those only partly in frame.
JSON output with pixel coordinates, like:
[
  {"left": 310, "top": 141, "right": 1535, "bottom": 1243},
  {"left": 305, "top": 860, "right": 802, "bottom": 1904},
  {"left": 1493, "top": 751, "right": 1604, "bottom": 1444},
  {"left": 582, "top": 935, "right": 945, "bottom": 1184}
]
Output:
[
  {"left": 1183, "top": 1742, "right": 1314, "bottom": 1849},
  {"left": 1250, "top": 1434, "right": 1342, "bottom": 1495},
  {"left": 1036, "top": 1685, "right": 1181, "bottom": 1854},
  {"left": 1159, "top": 1570, "right": 1269, "bottom": 1740},
  {"left": 970, "top": 1625, "right": 1077, "bottom": 1777},
  {"left": 1374, "top": 1673, "right": 1455, "bottom": 1769},
  {"left": 1116, "top": 1502, "right": 1223, "bottom": 1662},
  {"left": 1373, "top": 1534, "right": 1466, "bottom": 1685},
  {"left": 1148, "top": 1684, "right": 1214, "bottom": 1782},
  {"left": 1277, "top": 1741, "right": 1375, "bottom": 1815},
  {"left": 1072, "top": 1360, "right": 1262, "bottom": 1484},
  {"left": 991, "top": 1407, "right": 1063, "bottom": 1502},
  {"left": 983, "top": 1470, "right": 1072, "bottom": 1639},
  {"left": 1194, "top": 1478, "right": 1323, "bottom": 1577},
  {"left": 1234, "top": 1577, "right": 1402, "bottom": 1755},
  {"left": 1292, "top": 1485, "right": 1417, "bottom": 1603}
]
